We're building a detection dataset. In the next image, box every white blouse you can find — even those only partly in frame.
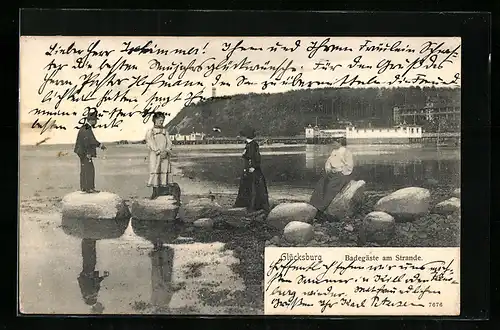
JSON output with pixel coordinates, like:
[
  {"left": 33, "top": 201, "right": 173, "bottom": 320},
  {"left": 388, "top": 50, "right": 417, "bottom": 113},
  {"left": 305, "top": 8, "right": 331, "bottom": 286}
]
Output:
[{"left": 325, "top": 146, "right": 354, "bottom": 175}]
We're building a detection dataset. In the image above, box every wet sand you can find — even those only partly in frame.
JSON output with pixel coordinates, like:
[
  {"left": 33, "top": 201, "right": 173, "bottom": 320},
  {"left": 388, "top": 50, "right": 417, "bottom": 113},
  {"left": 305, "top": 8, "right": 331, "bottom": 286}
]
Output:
[{"left": 18, "top": 161, "right": 306, "bottom": 315}]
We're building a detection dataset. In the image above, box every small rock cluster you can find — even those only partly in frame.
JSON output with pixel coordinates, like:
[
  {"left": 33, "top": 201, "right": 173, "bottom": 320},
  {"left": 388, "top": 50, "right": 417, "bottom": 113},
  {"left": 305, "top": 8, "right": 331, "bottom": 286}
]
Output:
[{"left": 264, "top": 185, "right": 460, "bottom": 247}]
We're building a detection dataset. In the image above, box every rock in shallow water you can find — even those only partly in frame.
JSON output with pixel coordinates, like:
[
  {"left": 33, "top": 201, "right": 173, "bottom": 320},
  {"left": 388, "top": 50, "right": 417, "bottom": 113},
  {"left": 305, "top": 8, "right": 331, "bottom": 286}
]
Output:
[{"left": 61, "top": 191, "right": 130, "bottom": 220}]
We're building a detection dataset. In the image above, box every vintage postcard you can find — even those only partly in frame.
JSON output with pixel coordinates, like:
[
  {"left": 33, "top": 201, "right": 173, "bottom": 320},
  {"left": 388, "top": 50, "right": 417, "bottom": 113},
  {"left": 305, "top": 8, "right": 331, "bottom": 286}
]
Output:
[{"left": 19, "top": 36, "right": 461, "bottom": 315}]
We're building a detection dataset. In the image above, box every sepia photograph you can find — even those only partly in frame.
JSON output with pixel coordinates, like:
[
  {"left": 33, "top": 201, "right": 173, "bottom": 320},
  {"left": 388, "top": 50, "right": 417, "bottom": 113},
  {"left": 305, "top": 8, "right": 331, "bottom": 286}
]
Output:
[{"left": 19, "top": 34, "right": 461, "bottom": 315}]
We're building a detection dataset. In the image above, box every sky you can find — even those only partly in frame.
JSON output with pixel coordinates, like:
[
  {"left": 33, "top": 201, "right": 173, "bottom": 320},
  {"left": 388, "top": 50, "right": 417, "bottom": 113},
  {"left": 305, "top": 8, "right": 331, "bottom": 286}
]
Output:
[{"left": 19, "top": 36, "right": 461, "bottom": 145}]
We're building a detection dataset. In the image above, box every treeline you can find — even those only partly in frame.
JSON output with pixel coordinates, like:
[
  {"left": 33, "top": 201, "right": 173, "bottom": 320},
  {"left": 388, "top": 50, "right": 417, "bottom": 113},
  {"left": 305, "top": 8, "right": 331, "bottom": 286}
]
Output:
[{"left": 167, "top": 87, "right": 460, "bottom": 136}]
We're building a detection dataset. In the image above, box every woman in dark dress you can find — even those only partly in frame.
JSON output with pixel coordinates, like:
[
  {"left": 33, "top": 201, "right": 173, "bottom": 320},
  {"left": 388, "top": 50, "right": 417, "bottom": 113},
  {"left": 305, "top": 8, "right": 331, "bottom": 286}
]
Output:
[{"left": 233, "top": 126, "right": 270, "bottom": 212}]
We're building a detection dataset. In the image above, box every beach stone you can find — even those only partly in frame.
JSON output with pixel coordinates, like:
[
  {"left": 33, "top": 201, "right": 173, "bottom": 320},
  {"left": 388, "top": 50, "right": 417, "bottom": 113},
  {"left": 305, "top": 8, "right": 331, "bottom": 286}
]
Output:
[
  {"left": 193, "top": 218, "right": 215, "bottom": 229},
  {"left": 432, "top": 197, "right": 460, "bottom": 215},
  {"left": 359, "top": 211, "right": 396, "bottom": 244},
  {"left": 314, "top": 231, "right": 329, "bottom": 242},
  {"left": 270, "top": 235, "right": 281, "bottom": 245},
  {"left": 325, "top": 180, "right": 366, "bottom": 220},
  {"left": 267, "top": 202, "right": 317, "bottom": 230},
  {"left": 178, "top": 198, "right": 223, "bottom": 223},
  {"left": 61, "top": 191, "right": 130, "bottom": 220},
  {"left": 131, "top": 196, "right": 179, "bottom": 221},
  {"left": 283, "top": 221, "right": 314, "bottom": 244},
  {"left": 344, "top": 224, "right": 354, "bottom": 232},
  {"left": 306, "top": 239, "right": 319, "bottom": 247},
  {"left": 452, "top": 188, "right": 461, "bottom": 198},
  {"left": 374, "top": 187, "right": 431, "bottom": 220}
]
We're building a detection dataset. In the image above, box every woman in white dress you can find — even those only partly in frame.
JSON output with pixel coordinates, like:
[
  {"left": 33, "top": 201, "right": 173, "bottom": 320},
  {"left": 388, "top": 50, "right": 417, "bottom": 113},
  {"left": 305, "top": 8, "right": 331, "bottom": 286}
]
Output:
[
  {"left": 145, "top": 112, "right": 172, "bottom": 199},
  {"left": 310, "top": 137, "right": 354, "bottom": 220}
]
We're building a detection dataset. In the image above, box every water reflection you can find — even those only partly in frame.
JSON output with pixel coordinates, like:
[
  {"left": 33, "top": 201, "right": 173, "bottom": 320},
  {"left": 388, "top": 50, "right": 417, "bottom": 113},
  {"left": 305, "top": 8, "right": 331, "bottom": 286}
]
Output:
[
  {"left": 78, "top": 238, "right": 108, "bottom": 314},
  {"left": 305, "top": 145, "right": 317, "bottom": 171},
  {"left": 131, "top": 218, "right": 182, "bottom": 311},
  {"left": 61, "top": 217, "right": 130, "bottom": 240},
  {"left": 61, "top": 217, "right": 129, "bottom": 314},
  {"left": 131, "top": 219, "right": 182, "bottom": 248},
  {"left": 149, "top": 244, "right": 175, "bottom": 311},
  {"left": 182, "top": 145, "right": 460, "bottom": 191}
]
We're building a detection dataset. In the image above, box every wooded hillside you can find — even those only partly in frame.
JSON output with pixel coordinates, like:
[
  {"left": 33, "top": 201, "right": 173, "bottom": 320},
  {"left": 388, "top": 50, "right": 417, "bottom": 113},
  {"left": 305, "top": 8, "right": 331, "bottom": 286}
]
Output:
[{"left": 166, "top": 87, "right": 460, "bottom": 136}]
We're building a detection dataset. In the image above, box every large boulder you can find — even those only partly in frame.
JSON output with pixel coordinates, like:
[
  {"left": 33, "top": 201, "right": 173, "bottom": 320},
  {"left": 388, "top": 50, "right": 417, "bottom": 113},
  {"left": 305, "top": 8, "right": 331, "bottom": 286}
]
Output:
[
  {"left": 326, "top": 180, "right": 366, "bottom": 220},
  {"left": 177, "top": 198, "right": 223, "bottom": 223},
  {"left": 359, "top": 211, "right": 396, "bottom": 244},
  {"left": 61, "top": 191, "right": 130, "bottom": 220},
  {"left": 61, "top": 217, "right": 130, "bottom": 240},
  {"left": 432, "top": 197, "right": 460, "bottom": 215},
  {"left": 267, "top": 202, "right": 317, "bottom": 230},
  {"left": 131, "top": 196, "right": 179, "bottom": 221},
  {"left": 374, "top": 187, "right": 431, "bottom": 220},
  {"left": 283, "top": 221, "right": 314, "bottom": 244},
  {"left": 452, "top": 188, "right": 461, "bottom": 199}
]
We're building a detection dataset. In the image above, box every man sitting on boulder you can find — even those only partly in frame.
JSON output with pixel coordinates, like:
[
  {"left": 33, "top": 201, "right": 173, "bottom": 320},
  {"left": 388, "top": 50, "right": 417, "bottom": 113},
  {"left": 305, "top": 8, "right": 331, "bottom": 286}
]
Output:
[
  {"left": 74, "top": 109, "right": 106, "bottom": 193},
  {"left": 310, "top": 137, "right": 354, "bottom": 220}
]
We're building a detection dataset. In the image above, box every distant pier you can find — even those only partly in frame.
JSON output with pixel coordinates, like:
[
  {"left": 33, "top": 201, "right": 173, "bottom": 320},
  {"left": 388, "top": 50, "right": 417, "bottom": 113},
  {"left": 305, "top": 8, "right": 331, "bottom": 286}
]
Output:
[
  {"left": 168, "top": 133, "right": 460, "bottom": 146},
  {"left": 411, "top": 132, "right": 461, "bottom": 145}
]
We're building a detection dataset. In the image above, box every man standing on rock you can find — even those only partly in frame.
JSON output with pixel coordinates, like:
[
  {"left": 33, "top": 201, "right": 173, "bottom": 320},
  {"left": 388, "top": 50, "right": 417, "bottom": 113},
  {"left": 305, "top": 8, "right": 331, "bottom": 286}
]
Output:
[
  {"left": 74, "top": 109, "right": 106, "bottom": 193},
  {"left": 310, "top": 137, "right": 354, "bottom": 220}
]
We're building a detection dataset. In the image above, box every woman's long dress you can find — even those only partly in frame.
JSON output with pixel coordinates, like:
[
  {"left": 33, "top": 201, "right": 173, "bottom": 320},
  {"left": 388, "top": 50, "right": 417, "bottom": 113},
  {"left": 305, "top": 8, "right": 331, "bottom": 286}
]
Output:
[
  {"left": 309, "top": 146, "right": 353, "bottom": 212},
  {"left": 146, "top": 127, "right": 172, "bottom": 187},
  {"left": 234, "top": 140, "right": 270, "bottom": 212}
]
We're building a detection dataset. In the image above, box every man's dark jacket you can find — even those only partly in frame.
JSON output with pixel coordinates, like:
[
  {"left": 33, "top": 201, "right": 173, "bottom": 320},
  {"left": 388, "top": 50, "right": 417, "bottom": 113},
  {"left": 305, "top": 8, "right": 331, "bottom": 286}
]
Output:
[{"left": 74, "top": 124, "right": 100, "bottom": 157}]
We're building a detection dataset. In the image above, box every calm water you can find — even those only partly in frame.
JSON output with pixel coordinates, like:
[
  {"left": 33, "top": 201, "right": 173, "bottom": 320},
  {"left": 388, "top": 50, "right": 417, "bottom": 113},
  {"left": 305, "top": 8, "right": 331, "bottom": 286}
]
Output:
[
  {"left": 19, "top": 143, "right": 460, "bottom": 198},
  {"left": 178, "top": 144, "right": 461, "bottom": 191}
]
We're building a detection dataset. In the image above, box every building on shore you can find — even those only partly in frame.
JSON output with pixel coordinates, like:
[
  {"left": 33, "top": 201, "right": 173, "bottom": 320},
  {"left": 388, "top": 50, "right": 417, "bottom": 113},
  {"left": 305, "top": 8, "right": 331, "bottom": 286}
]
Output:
[
  {"left": 393, "top": 101, "right": 460, "bottom": 132},
  {"left": 305, "top": 124, "right": 424, "bottom": 145},
  {"left": 345, "top": 125, "right": 423, "bottom": 144},
  {"left": 171, "top": 132, "right": 206, "bottom": 144},
  {"left": 305, "top": 125, "right": 345, "bottom": 144}
]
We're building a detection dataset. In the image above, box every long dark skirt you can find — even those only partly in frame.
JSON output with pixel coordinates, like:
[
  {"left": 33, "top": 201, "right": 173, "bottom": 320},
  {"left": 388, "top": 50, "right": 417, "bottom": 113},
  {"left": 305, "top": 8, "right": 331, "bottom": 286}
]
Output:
[
  {"left": 310, "top": 171, "right": 351, "bottom": 212},
  {"left": 234, "top": 168, "right": 270, "bottom": 212}
]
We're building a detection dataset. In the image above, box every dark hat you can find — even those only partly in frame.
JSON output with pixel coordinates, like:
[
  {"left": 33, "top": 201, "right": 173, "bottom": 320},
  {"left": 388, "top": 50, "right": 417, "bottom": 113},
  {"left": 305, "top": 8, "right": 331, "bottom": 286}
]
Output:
[
  {"left": 152, "top": 112, "right": 166, "bottom": 120},
  {"left": 86, "top": 109, "right": 99, "bottom": 120},
  {"left": 239, "top": 126, "right": 256, "bottom": 139}
]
